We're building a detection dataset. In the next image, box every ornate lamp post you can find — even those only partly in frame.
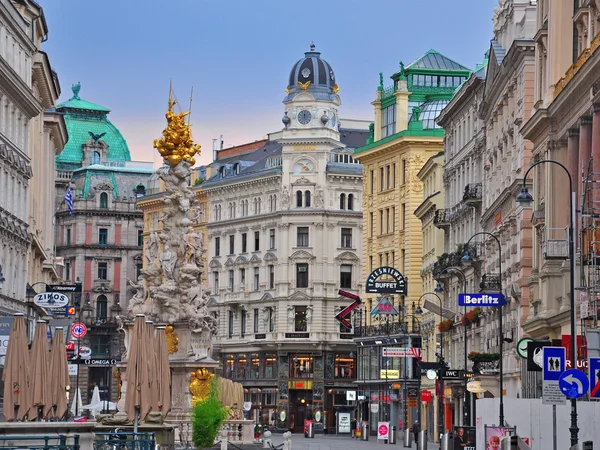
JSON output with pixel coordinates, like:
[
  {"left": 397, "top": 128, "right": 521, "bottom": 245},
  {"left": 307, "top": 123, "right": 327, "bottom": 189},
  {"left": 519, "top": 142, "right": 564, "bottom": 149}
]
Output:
[
  {"left": 516, "top": 159, "right": 578, "bottom": 446},
  {"left": 462, "top": 232, "right": 504, "bottom": 428}
]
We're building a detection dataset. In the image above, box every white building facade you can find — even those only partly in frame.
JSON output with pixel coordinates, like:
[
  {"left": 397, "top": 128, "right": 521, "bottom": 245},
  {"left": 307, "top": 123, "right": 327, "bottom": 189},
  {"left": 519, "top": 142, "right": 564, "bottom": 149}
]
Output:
[{"left": 203, "top": 46, "right": 368, "bottom": 433}]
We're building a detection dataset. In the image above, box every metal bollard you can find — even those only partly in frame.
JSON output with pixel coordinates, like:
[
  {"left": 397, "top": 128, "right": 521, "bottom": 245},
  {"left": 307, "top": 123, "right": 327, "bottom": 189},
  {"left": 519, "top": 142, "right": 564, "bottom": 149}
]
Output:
[
  {"left": 440, "top": 432, "right": 453, "bottom": 450},
  {"left": 361, "top": 423, "right": 369, "bottom": 441},
  {"left": 389, "top": 426, "right": 397, "bottom": 444},
  {"left": 307, "top": 422, "right": 314, "bottom": 438},
  {"left": 417, "top": 430, "right": 428, "bottom": 450},
  {"left": 403, "top": 429, "right": 412, "bottom": 447}
]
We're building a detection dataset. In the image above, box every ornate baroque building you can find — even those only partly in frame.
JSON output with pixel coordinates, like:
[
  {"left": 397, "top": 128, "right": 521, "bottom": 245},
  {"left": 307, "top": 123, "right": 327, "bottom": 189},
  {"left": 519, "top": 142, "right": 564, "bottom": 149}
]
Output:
[
  {"left": 54, "top": 84, "right": 154, "bottom": 403},
  {"left": 477, "top": 0, "right": 536, "bottom": 399},
  {"left": 202, "top": 46, "right": 369, "bottom": 433},
  {"left": 353, "top": 49, "right": 470, "bottom": 439},
  {"left": 520, "top": 0, "right": 600, "bottom": 394}
]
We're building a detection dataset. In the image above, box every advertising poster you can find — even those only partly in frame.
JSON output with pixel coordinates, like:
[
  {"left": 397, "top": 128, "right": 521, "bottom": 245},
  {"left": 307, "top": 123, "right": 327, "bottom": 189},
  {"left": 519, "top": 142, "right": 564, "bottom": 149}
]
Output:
[
  {"left": 453, "top": 426, "right": 476, "bottom": 450},
  {"left": 0, "top": 316, "right": 13, "bottom": 356},
  {"left": 338, "top": 412, "right": 351, "bottom": 433},
  {"left": 377, "top": 422, "right": 390, "bottom": 440},
  {"left": 484, "top": 426, "right": 515, "bottom": 450}
]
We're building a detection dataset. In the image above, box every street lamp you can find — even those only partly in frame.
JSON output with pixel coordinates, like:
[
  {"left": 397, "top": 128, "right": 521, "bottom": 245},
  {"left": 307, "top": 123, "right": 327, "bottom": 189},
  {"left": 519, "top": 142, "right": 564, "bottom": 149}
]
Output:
[
  {"left": 516, "top": 159, "right": 578, "bottom": 447},
  {"left": 463, "top": 232, "right": 504, "bottom": 428},
  {"left": 418, "top": 292, "right": 445, "bottom": 440},
  {"left": 435, "top": 266, "right": 470, "bottom": 427}
]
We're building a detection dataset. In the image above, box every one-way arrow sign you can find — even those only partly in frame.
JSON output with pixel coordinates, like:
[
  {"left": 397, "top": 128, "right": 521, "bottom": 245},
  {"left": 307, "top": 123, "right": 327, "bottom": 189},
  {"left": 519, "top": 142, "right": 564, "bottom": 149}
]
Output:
[{"left": 336, "top": 290, "right": 361, "bottom": 329}]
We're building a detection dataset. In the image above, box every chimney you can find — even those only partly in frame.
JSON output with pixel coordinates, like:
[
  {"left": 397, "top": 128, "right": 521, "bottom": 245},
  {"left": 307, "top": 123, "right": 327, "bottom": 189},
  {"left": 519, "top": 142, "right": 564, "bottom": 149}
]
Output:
[{"left": 212, "top": 139, "right": 218, "bottom": 162}]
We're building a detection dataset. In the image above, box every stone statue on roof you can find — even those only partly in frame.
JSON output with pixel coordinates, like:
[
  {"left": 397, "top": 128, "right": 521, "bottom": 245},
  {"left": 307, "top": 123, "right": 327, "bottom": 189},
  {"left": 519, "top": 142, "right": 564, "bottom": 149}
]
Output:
[
  {"left": 72, "top": 82, "right": 81, "bottom": 99},
  {"left": 399, "top": 61, "right": 406, "bottom": 80},
  {"left": 379, "top": 72, "right": 384, "bottom": 88}
]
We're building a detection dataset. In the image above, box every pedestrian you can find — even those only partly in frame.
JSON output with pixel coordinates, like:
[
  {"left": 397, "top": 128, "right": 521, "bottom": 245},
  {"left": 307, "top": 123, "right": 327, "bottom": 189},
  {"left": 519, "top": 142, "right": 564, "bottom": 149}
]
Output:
[
  {"left": 351, "top": 417, "right": 357, "bottom": 438},
  {"left": 412, "top": 420, "right": 419, "bottom": 444}
]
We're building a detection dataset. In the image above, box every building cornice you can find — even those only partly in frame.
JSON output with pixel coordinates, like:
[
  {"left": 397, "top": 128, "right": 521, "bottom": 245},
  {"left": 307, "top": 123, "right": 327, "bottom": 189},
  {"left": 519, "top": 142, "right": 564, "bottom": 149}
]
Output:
[
  {"left": 354, "top": 132, "right": 444, "bottom": 161},
  {"left": 437, "top": 75, "right": 484, "bottom": 127},
  {"left": 0, "top": 56, "right": 42, "bottom": 119},
  {"left": 207, "top": 210, "right": 362, "bottom": 229}
]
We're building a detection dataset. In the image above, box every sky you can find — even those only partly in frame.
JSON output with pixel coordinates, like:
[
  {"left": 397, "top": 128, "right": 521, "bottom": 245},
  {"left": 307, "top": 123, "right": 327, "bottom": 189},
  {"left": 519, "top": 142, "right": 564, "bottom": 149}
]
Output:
[{"left": 41, "top": 0, "right": 498, "bottom": 168}]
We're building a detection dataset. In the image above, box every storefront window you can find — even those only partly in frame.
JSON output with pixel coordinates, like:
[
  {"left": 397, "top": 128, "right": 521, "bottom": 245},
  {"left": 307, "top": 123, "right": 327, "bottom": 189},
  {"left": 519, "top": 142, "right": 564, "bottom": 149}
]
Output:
[
  {"left": 224, "top": 357, "right": 234, "bottom": 379},
  {"left": 265, "top": 353, "right": 277, "bottom": 378},
  {"left": 369, "top": 347, "right": 379, "bottom": 380},
  {"left": 289, "top": 353, "right": 313, "bottom": 378},
  {"left": 250, "top": 354, "right": 260, "bottom": 379},
  {"left": 236, "top": 356, "right": 247, "bottom": 379},
  {"left": 295, "top": 306, "right": 307, "bottom": 332},
  {"left": 334, "top": 353, "right": 355, "bottom": 379}
]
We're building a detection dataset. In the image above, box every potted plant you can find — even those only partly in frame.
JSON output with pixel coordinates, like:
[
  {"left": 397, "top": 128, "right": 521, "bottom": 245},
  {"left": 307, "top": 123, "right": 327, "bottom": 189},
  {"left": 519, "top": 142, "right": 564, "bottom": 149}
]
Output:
[
  {"left": 438, "top": 319, "right": 454, "bottom": 332},
  {"left": 461, "top": 307, "right": 482, "bottom": 326},
  {"left": 468, "top": 351, "right": 500, "bottom": 362},
  {"left": 192, "top": 377, "right": 229, "bottom": 448}
]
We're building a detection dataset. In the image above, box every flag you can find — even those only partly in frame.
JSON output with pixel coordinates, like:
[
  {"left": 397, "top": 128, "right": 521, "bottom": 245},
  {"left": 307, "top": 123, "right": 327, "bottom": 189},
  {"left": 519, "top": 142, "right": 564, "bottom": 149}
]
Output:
[{"left": 65, "top": 187, "right": 73, "bottom": 215}]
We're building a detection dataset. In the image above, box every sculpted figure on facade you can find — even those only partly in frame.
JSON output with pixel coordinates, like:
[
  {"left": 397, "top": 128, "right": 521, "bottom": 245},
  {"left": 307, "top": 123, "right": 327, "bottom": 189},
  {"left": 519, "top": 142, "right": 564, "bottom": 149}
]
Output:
[
  {"left": 315, "top": 188, "right": 324, "bottom": 208},
  {"left": 281, "top": 186, "right": 290, "bottom": 209}
]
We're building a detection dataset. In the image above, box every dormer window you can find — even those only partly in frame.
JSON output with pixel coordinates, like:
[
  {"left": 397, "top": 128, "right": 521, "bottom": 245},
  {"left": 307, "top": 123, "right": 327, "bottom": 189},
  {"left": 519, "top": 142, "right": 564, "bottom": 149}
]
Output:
[
  {"left": 220, "top": 166, "right": 227, "bottom": 178},
  {"left": 233, "top": 163, "right": 240, "bottom": 175},
  {"left": 91, "top": 151, "right": 101, "bottom": 165},
  {"left": 100, "top": 192, "right": 108, "bottom": 209}
]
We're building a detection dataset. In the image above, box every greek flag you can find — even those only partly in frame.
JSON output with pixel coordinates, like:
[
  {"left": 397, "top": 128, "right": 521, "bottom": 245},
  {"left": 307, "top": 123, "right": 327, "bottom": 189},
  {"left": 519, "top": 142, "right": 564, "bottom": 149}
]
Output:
[{"left": 65, "top": 186, "right": 73, "bottom": 215}]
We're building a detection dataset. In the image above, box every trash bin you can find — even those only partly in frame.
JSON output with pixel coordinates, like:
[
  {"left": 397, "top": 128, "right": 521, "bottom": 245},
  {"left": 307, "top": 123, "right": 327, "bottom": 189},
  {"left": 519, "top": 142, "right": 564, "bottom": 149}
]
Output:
[
  {"left": 417, "top": 430, "right": 428, "bottom": 450},
  {"left": 403, "top": 428, "right": 412, "bottom": 447},
  {"left": 389, "top": 426, "right": 397, "bottom": 444},
  {"left": 306, "top": 422, "right": 314, "bottom": 438},
  {"left": 361, "top": 423, "right": 369, "bottom": 441},
  {"left": 440, "top": 432, "right": 453, "bottom": 450}
]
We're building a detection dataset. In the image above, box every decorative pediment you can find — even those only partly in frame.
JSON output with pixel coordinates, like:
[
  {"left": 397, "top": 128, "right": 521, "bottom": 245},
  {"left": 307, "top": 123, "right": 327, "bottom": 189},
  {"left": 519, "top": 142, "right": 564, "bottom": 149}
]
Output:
[
  {"left": 225, "top": 258, "right": 235, "bottom": 267},
  {"left": 289, "top": 290, "right": 311, "bottom": 301},
  {"left": 264, "top": 252, "right": 278, "bottom": 262},
  {"left": 250, "top": 255, "right": 262, "bottom": 264},
  {"left": 335, "top": 251, "right": 359, "bottom": 262},
  {"left": 94, "top": 182, "right": 114, "bottom": 191},
  {"left": 293, "top": 177, "right": 314, "bottom": 185},
  {"left": 290, "top": 250, "right": 315, "bottom": 261},
  {"left": 260, "top": 293, "right": 273, "bottom": 301},
  {"left": 209, "top": 259, "right": 222, "bottom": 269},
  {"left": 235, "top": 256, "right": 248, "bottom": 265}
]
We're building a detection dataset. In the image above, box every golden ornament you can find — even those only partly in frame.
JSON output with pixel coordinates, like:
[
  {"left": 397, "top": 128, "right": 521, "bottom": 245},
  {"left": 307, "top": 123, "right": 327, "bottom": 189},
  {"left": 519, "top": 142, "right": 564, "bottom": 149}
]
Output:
[
  {"left": 165, "top": 326, "right": 179, "bottom": 354},
  {"left": 333, "top": 83, "right": 340, "bottom": 94},
  {"left": 189, "top": 369, "right": 214, "bottom": 406},
  {"left": 298, "top": 80, "right": 311, "bottom": 91}
]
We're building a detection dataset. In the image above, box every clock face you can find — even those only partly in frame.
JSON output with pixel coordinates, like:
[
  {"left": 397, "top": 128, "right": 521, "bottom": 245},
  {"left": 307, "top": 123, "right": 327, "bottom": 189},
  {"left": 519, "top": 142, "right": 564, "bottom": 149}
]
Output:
[
  {"left": 298, "top": 110, "right": 312, "bottom": 125},
  {"left": 293, "top": 159, "right": 315, "bottom": 174},
  {"left": 426, "top": 369, "right": 437, "bottom": 380}
]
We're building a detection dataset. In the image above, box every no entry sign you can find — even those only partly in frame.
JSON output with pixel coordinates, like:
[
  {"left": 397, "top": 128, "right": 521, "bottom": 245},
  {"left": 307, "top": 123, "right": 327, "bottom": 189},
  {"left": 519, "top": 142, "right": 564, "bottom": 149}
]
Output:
[{"left": 71, "top": 322, "right": 87, "bottom": 339}]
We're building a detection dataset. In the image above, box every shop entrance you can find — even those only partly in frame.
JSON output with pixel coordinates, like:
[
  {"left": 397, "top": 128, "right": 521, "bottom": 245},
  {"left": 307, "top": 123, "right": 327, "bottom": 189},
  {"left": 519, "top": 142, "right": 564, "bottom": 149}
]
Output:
[{"left": 289, "top": 389, "right": 313, "bottom": 433}]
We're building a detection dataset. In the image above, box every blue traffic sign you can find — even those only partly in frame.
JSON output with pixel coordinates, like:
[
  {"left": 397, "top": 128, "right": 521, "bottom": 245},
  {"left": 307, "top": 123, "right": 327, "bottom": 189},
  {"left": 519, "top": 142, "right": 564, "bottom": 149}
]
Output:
[
  {"left": 590, "top": 357, "right": 600, "bottom": 399},
  {"left": 458, "top": 293, "right": 506, "bottom": 307},
  {"left": 543, "top": 347, "right": 566, "bottom": 381},
  {"left": 559, "top": 369, "right": 589, "bottom": 399}
]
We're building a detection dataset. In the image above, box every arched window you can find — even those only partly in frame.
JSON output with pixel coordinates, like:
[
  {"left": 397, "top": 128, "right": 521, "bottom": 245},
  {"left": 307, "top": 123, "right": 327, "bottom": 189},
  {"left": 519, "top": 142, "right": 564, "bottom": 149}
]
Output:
[
  {"left": 91, "top": 151, "right": 101, "bottom": 165},
  {"left": 96, "top": 295, "right": 108, "bottom": 321},
  {"left": 296, "top": 191, "right": 303, "bottom": 207},
  {"left": 257, "top": 197, "right": 261, "bottom": 213},
  {"left": 273, "top": 195, "right": 277, "bottom": 211},
  {"left": 214, "top": 204, "right": 219, "bottom": 220},
  {"left": 348, "top": 194, "right": 354, "bottom": 211},
  {"left": 220, "top": 166, "right": 227, "bottom": 177},
  {"left": 232, "top": 202, "right": 236, "bottom": 218},
  {"left": 340, "top": 193, "right": 346, "bottom": 210},
  {"left": 100, "top": 192, "right": 108, "bottom": 209},
  {"left": 233, "top": 163, "right": 240, "bottom": 175},
  {"left": 305, "top": 191, "right": 311, "bottom": 207}
]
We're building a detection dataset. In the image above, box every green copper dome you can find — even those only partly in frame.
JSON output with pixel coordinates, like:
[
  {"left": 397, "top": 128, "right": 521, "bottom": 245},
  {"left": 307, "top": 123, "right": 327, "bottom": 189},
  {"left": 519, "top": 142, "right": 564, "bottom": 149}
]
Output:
[{"left": 56, "top": 82, "right": 131, "bottom": 167}]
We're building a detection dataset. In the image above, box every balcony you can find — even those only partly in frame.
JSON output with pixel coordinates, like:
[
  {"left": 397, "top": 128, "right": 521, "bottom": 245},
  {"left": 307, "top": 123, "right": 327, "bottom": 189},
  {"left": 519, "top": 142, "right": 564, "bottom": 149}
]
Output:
[
  {"left": 479, "top": 274, "right": 501, "bottom": 291},
  {"left": 433, "top": 209, "right": 450, "bottom": 229},
  {"left": 543, "top": 226, "right": 569, "bottom": 260},
  {"left": 463, "top": 183, "right": 482, "bottom": 207}
]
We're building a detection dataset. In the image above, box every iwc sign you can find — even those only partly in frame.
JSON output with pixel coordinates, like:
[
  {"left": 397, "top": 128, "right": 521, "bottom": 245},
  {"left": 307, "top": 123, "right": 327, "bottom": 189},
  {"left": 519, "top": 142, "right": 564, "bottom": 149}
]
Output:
[{"left": 365, "top": 266, "right": 407, "bottom": 294}]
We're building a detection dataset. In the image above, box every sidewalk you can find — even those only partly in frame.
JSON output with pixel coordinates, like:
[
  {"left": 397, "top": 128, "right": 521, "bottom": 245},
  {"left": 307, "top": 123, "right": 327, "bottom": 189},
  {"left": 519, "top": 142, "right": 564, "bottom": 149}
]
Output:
[{"left": 266, "top": 434, "right": 440, "bottom": 450}]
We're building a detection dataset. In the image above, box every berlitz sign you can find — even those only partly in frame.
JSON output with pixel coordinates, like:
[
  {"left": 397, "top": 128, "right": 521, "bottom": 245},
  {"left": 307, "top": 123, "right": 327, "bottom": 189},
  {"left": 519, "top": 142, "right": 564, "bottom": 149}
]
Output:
[
  {"left": 365, "top": 266, "right": 407, "bottom": 295},
  {"left": 458, "top": 293, "right": 506, "bottom": 307}
]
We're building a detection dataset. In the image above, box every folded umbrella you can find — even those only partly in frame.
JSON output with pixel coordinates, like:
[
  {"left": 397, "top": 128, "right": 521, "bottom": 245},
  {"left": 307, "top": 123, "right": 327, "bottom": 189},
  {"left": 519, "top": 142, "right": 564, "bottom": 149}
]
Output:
[
  {"left": 30, "top": 320, "right": 52, "bottom": 420},
  {"left": 49, "top": 327, "right": 69, "bottom": 419},
  {"left": 2, "top": 314, "right": 31, "bottom": 421}
]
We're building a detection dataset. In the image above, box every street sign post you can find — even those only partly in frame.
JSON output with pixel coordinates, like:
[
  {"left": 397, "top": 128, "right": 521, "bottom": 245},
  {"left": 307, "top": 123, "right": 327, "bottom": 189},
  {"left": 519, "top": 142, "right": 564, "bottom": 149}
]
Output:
[
  {"left": 457, "top": 293, "right": 506, "bottom": 306},
  {"left": 336, "top": 290, "right": 361, "bottom": 329},
  {"left": 589, "top": 357, "right": 600, "bottom": 399},
  {"left": 542, "top": 347, "right": 566, "bottom": 405},
  {"left": 559, "top": 369, "right": 589, "bottom": 399}
]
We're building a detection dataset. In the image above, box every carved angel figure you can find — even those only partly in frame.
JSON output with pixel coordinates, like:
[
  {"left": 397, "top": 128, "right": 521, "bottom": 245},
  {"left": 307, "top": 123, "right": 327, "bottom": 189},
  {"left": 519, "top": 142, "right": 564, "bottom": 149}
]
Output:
[
  {"left": 159, "top": 243, "right": 177, "bottom": 281},
  {"left": 315, "top": 188, "right": 324, "bottom": 208},
  {"left": 128, "top": 275, "right": 147, "bottom": 305},
  {"left": 306, "top": 306, "right": 313, "bottom": 327},
  {"left": 281, "top": 186, "right": 290, "bottom": 209},
  {"left": 145, "top": 232, "right": 159, "bottom": 263},
  {"left": 287, "top": 306, "right": 295, "bottom": 326}
]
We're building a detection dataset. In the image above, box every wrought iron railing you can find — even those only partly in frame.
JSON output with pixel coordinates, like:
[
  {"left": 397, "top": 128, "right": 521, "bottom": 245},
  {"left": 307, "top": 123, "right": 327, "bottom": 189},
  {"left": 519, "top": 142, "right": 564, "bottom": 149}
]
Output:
[
  {"left": 94, "top": 431, "right": 155, "bottom": 450},
  {"left": 463, "top": 182, "right": 482, "bottom": 203},
  {"left": 0, "top": 435, "right": 80, "bottom": 450},
  {"left": 479, "top": 274, "right": 501, "bottom": 291}
]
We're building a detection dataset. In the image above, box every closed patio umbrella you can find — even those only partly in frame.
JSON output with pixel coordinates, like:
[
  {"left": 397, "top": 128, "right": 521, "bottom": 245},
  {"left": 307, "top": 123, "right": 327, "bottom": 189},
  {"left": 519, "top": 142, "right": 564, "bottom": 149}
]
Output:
[
  {"left": 70, "top": 387, "right": 83, "bottom": 417},
  {"left": 155, "top": 326, "right": 171, "bottom": 416},
  {"left": 30, "top": 320, "right": 52, "bottom": 420},
  {"left": 144, "top": 321, "right": 159, "bottom": 414},
  {"left": 49, "top": 327, "right": 69, "bottom": 419},
  {"left": 124, "top": 314, "right": 152, "bottom": 432},
  {"left": 2, "top": 313, "right": 31, "bottom": 421}
]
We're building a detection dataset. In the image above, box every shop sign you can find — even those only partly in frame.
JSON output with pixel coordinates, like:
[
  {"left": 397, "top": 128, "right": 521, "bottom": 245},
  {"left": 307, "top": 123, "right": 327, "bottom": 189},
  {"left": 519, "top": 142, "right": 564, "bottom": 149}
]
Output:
[
  {"left": 34, "top": 292, "right": 69, "bottom": 308},
  {"left": 366, "top": 266, "right": 407, "bottom": 294},
  {"left": 383, "top": 347, "right": 420, "bottom": 358},
  {"left": 421, "top": 391, "right": 432, "bottom": 402},
  {"left": 338, "top": 412, "right": 351, "bottom": 433},
  {"left": 370, "top": 403, "right": 379, "bottom": 413},
  {"left": 407, "top": 399, "right": 417, "bottom": 407},
  {"left": 346, "top": 391, "right": 356, "bottom": 401},
  {"left": 380, "top": 369, "right": 399, "bottom": 379}
]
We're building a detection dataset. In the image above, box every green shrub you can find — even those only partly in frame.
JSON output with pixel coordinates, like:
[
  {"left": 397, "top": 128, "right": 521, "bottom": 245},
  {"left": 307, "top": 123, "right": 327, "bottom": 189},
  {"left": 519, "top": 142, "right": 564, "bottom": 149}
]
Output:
[{"left": 192, "top": 377, "right": 229, "bottom": 448}]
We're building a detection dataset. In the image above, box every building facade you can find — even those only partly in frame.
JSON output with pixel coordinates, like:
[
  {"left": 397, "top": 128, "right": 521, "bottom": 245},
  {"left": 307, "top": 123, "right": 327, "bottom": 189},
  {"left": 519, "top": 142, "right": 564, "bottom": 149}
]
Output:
[
  {"left": 477, "top": 0, "right": 536, "bottom": 400},
  {"left": 54, "top": 84, "right": 154, "bottom": 403},
  {"left": 203, "top": 46, "right": 369, "bottom": 433},
  {"left": 353, "top": 49, "right": 470, "bottom": 438},
  {"left": 520, "top": 0, "right": 599, "bottom": 393}
]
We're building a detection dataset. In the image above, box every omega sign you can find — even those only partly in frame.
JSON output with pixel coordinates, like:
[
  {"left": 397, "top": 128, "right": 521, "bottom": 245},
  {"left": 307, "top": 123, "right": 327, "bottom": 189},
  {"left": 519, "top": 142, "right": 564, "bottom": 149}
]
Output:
[{"left": 366, "top": 266, "right": 407, "bottom": 295}]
